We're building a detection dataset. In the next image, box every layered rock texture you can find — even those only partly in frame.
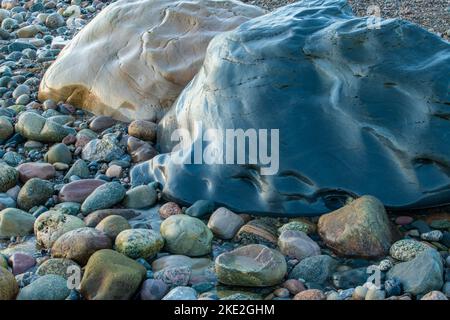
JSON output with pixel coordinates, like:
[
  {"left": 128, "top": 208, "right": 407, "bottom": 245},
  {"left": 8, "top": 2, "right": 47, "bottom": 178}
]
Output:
[
  {"left": 131, "top": 0, "right": 450, "bottom": 216},
  {"left": 38, "top": 0, "right": 265, "bottom": 122}
]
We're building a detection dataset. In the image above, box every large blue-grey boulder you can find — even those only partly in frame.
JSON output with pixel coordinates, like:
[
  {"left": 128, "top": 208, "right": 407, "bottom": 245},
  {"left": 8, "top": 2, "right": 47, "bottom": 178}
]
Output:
[{"left": 131, "top": 0, "right": 450, "bottom": 216}]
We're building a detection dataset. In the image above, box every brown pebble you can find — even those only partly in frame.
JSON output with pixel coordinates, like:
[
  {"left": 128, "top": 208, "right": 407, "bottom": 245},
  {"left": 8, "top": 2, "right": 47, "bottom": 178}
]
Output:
[
  {"left": 282, "top": 279, "right": 306, "bottom": 295},
  {"left": 293, "top": 289, "right": 326, "bottom": 300},
  {"left": 159, "top": 202, "right": 182, "bottom": 219}
]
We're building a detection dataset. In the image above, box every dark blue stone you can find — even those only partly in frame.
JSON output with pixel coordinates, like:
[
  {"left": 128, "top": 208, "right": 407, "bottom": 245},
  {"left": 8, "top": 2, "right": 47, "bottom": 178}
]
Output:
[{"left": 131, "top": 0, "right": 450, "bottom": 216}]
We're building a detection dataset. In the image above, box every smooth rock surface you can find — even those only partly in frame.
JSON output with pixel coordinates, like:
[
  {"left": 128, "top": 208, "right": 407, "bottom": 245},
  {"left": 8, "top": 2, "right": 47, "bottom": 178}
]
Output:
[
  {"left": 278, "top": 230, "right": 320, "bottom": 261},
  {"left": 0, "top": 163, "right": 18, "bottom": 193},
  {"left": 0, "top": 208, "right": 35, "bottom": 238},
  {"left": 34, "top": 211, "right": 85, "bottom": 248},
  {"left": 59, "top": 179, "right": 105, "bottom": 203},
  {"left": 17, "top": 178, "right": 53, "bottom": 211},
  {"left": 17, "top": 162, "right": 56, "bottom": 183},
  {"left": 115, "top": 229, "right": 164, "bottom": 260},
  {"left": 39, "top": 0, "right": 265, "bottom": 122},
  {"left": 215, "top": 244, "right": 287, "bottom": 287},
  {"left": 131, "top": 0, "right": 450, "bottom": 216},
  {"left": 207, "top": 207, "right": 244, "bottom": 239},
  {"left": 160, "top": 214, "right": 213, "bottom": 256},
  {"left": 289, "top": 255, "right": 338, "bottom": 284},
  {"left": 387, "top": 249, "right": 444, "bottom": 296},
  {"left": 80, "top": 249, "right": 146, "bottom": 300},
  {"left": 318, "top": 196, "right": 395, "bottom": 257},
  {"left": 17, "top": 275, "right": 70, "bottom": 300},
  {"left": 0, "top": 266, "right": 18, "bottom": 300},
  {"left": 95, "top": 215, "right": 130, "bottom": 240},
  {"left": 51, "top": 227, "right": 112, "bottom": 265},
  {"left": 81, "top": 182, "right": 126, "bottom": 214}
]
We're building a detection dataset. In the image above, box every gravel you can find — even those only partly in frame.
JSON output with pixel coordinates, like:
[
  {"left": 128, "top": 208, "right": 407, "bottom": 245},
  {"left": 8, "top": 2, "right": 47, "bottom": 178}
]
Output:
[{"left": 243, "top": 0, "right": 450, "bottom": 39}]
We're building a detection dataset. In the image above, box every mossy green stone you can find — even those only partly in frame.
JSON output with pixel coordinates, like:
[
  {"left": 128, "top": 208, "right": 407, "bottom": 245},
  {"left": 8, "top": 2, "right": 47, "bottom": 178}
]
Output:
[
  {"left": 0, "top": 266, "right": 18, "bottom": 300},
  {"left": 0, "top": 163, "right": 18, "bottom": 193},
  {"left": 0, "top": 208, "right": 36, "bottom": 238},
  {"left": 17, "top": 178, "right": 54, "bottom": 211},
  {"left": 80, "top": 249, "right": 146, "bottom": 300},
  {"left": 36, "top": 258, "right": 80, "bottom": 279},
  {"left": 115, "top": 229, "right": 164, "bottom": 259},
  {"left": 160, "top": 214, "right": 213, "bottom": 256},
  {"left": 215, "top": 244, "right": 287, "bottom": 287}
]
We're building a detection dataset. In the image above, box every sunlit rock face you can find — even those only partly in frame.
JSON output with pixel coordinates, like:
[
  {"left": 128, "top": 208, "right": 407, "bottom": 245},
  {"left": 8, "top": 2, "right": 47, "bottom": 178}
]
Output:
[
  {"left": 131, "top": 0, "right": 450, "bottom": 216},
  {"left": 38, "top": 0, "right": 265, "bottom": 122}
]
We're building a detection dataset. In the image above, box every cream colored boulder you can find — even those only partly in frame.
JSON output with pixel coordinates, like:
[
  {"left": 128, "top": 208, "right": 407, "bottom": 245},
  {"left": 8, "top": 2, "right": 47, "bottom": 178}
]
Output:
[{"left": 39, "top": 0, "right": 265, "bottom": 122}]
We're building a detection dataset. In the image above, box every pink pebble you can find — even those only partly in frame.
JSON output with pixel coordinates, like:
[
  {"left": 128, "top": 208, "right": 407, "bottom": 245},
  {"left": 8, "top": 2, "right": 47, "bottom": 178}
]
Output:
[
  {"left": 9, "top": 253, "right": 36, "bottom": 275},
  {"left": 395, "top": 216, "right": 414, "bottom": 225}
]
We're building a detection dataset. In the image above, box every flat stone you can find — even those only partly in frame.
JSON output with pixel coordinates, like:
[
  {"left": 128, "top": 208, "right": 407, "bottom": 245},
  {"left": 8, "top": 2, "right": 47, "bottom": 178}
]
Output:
[
  {"left": 0, "top": 208, "right": 35, "bottom": 238},
  {"left": 17, "top": 275, "right": 70, "bottom": 300},
  {"left": 215, "top": 244, "right": 287, "bottom": 287},
  {"left": 293, "top": 289, "right": 325, "bottom": 300},
  {"left": 89, "top": 116, "right": 115, "bottom": 132},
  {"left": 17, "top": 162, "right": 56, "bottom": 183},
  {"left": 420, "top": 291, "right": 448, "bottom": 300},
  {"left": 162, "top": 286, "right": 198, "bottom": 300},
  {"left": 185, "top": 200, "right": 215, "bottom": 218},
  {"left": 9, "top": 252, "right": 36, "bottom": 275},
  {"left": 59, "top": 179, "right": 105, "bottom": 203},
  {"left": 81, "top": 182, "right": 126, "bottom": 214}
]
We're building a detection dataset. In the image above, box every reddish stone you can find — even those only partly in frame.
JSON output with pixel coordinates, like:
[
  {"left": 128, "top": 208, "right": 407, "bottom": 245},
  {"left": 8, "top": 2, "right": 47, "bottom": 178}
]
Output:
[
  {"left": 75, "top": 135, "right": 93, "bottom": 148},
  {"left": 17, "top": 162, "right": 56, "bottom": 183},
  {"left": 282, "top": 279, "right": 306, "bottom": 295},
  {"left": 9, "top": 253, "right": 36, "bottom": 275},
  {"left": 89, "top": 116, "right": 116, "bottom": 132},
  {"left": 159, "top": 202, "right": 182, "bottom": 219},
  {"left": 59, "top": 179, "right": 106, "bottom": 203},
  {"left": 293, "top": 289, "right": 326, "bottom": 300},
  {"left": 395, "top": 216, "right": 414, "bottom": 225},
  {"left": 127, "top": 137, "right": 158, "bottom": 163},
  {"left": 62, "top": 134, "right": 77, "bottom": 145}
]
